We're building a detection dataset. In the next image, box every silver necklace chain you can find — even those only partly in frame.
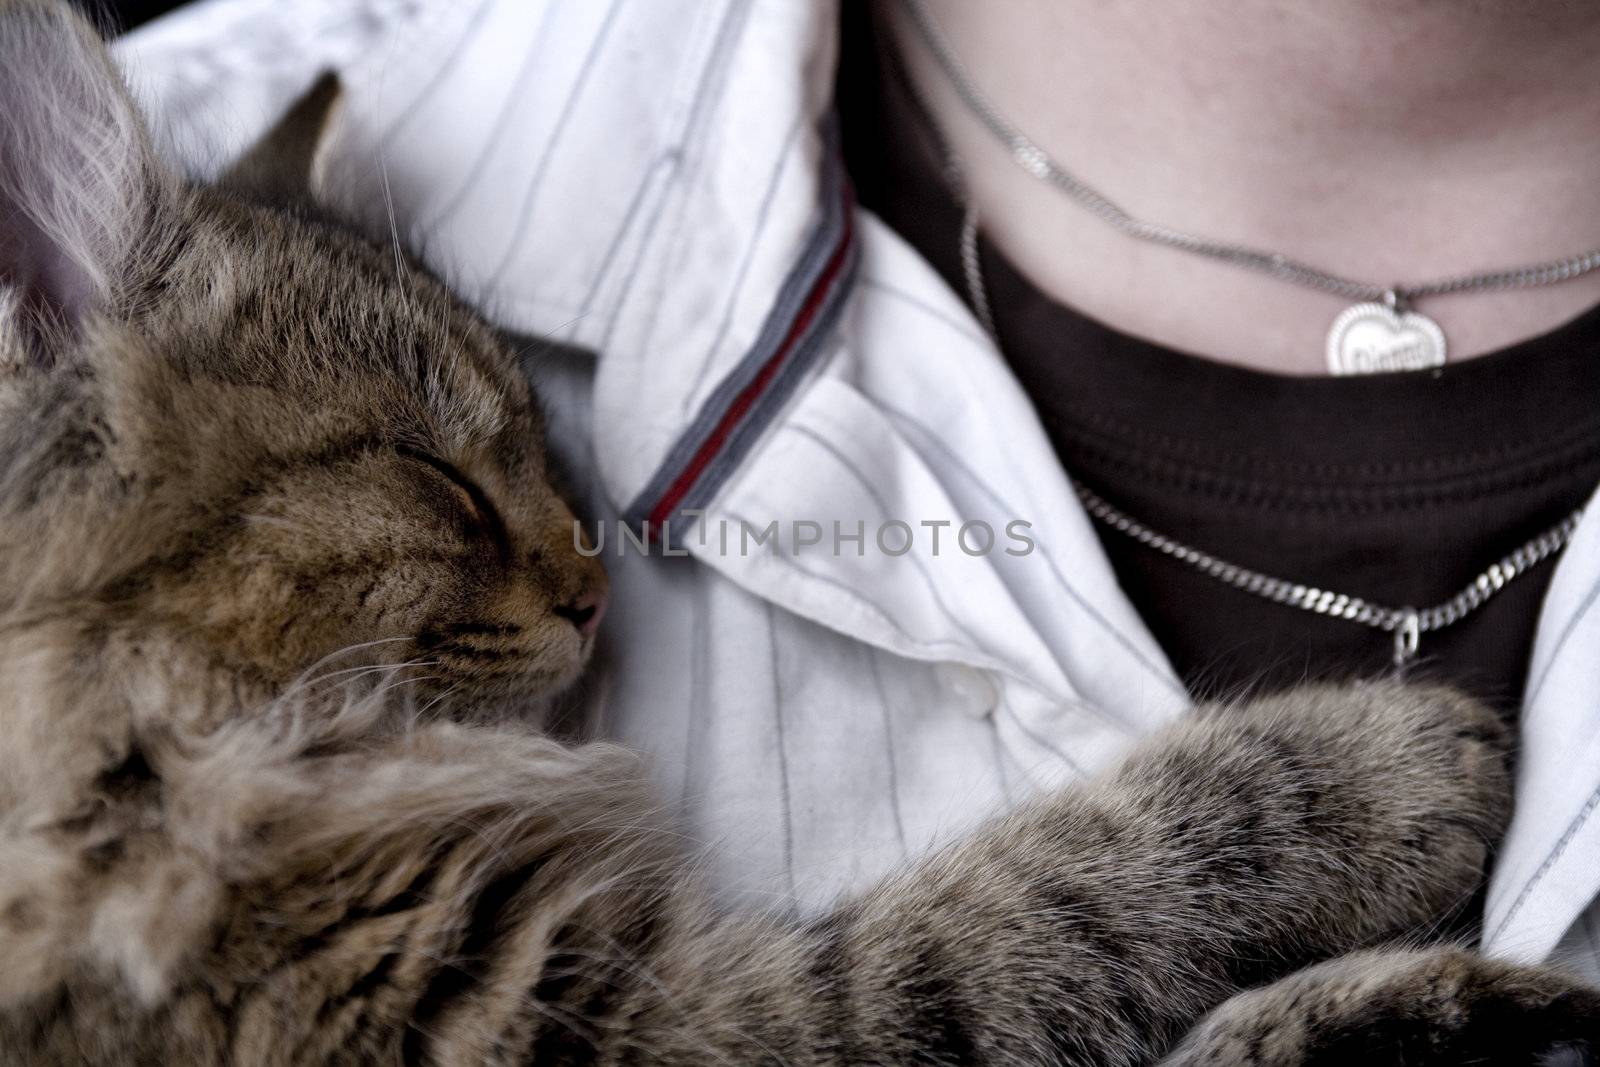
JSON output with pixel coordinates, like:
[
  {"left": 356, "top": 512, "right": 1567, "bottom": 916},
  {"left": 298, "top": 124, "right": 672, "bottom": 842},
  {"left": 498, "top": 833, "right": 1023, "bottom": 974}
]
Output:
[
  {"left": 960, "top": 201, "right": 1586, "bottom": 668},
  {"left": 1074, "top": 481, "right": 1584, "bottom": 670},
  {"left": 904, "top": 0, "right": 1600, "bottom": 308}
]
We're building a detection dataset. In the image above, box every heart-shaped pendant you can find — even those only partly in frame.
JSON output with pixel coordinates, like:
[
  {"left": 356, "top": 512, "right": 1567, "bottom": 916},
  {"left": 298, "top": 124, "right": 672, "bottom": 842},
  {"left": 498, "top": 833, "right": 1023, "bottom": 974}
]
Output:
[{"left": 1325, "top": 301, "right": 1447, "bottom": 375}]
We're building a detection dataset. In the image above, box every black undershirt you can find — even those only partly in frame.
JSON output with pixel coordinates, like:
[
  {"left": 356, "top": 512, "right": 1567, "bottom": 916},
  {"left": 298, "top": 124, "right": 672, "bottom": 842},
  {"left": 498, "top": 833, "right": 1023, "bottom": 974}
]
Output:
[{"left": 838, "top": 12, "right": 1600, "bottom": 711}]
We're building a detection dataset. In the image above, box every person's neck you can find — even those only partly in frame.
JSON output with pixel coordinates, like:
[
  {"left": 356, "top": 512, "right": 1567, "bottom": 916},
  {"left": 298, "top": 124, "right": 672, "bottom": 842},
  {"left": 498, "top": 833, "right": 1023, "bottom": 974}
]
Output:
[{"left": 888, "top": 0, "right": 1600, "bottom": 375}]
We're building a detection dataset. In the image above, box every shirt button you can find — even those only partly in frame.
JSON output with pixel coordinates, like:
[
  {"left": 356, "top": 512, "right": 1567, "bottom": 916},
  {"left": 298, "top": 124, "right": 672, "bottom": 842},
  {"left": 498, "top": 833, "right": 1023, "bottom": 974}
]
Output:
[{"left": 936, "top": 663, "right": 999, "bottom": 718}]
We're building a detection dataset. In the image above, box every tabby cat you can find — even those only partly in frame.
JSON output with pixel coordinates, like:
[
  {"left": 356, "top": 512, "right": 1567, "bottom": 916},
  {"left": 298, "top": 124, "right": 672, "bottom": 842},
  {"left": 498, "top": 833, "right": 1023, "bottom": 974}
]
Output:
[{"left": 1, "top": 2, "right": 1596, "bottom": 1063}]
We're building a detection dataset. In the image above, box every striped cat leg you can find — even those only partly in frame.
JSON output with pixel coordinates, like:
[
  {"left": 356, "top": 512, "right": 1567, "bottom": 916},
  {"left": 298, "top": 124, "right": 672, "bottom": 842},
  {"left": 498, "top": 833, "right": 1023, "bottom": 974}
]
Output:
[{"left": 521, "top": 684, "right": 1513, "bottom": 1065}]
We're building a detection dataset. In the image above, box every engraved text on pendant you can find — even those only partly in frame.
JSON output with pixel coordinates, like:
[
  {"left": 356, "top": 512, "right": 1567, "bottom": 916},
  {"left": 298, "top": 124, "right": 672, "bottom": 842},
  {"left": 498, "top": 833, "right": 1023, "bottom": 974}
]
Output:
[{"left": 1326, "top": 302, "right": 1447, "bottom": 375}]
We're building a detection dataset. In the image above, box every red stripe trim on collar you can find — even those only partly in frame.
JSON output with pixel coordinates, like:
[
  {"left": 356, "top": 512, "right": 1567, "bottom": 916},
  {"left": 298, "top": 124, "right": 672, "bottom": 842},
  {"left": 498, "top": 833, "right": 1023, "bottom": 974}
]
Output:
[{"left": 635, "top": 174, "right": 858, "bottom": 541}]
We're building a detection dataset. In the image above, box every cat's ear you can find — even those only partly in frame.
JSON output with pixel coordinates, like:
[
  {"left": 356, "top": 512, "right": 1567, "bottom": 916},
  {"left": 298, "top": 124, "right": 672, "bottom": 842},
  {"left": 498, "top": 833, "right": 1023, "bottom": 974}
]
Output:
[
  {"left": 219, "top": 72, "right": 343, "bottom": 206},
  {"left": 0, "top": 0, "right": 172, "bottom": 339}
]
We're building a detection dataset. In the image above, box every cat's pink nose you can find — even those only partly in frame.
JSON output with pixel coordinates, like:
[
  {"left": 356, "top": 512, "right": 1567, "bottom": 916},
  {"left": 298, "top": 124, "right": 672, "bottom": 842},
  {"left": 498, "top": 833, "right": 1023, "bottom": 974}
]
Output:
[{"left": 554, "top": 589, "right": 607, "bottom": 638}]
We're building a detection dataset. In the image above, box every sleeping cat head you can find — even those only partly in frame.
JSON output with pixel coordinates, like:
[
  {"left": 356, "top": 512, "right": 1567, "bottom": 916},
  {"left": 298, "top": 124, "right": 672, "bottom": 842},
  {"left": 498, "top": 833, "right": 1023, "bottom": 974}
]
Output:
[
  {"left": 0, "top": 0, "right": 618, "bottom": 1008},
  {"left": 0, "top": 0, "right": 609, "bottom": 728}
]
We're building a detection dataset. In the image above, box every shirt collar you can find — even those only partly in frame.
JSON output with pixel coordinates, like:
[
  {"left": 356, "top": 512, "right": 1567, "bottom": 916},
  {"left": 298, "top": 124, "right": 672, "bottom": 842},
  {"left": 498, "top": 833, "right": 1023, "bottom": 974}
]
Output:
[{"left": 1484, "top": 487, "right": 1600, "bottom": 961}]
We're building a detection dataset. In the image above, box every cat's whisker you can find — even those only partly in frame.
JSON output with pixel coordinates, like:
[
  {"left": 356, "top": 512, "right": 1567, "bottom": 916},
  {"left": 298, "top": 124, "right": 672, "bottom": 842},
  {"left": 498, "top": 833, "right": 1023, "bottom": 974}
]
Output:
[
  {"left": 378, "top": 147, "right": 413, "bottom": 312},
  {"left": 412, "top": 678, "right": 465, "bottom": 720},
  {"left": 300, "top": 659, "right": 439, "bottom": 686},
  {"left": 270, "top": 637, "right": 421, "bottom": 706}
]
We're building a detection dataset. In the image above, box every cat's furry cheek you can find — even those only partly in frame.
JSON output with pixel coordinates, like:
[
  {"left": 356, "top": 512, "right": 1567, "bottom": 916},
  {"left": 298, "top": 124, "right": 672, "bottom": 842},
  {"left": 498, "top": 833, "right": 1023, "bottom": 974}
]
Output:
[
  {"left": 0, "top": 838, "right": 80, "bottom": 1005},
  {"left": 87, "top": 857, "right": 220, "bottom": 1006},
  {"left": 0, "top": 819, "right": 221, "bottom": 1010}
]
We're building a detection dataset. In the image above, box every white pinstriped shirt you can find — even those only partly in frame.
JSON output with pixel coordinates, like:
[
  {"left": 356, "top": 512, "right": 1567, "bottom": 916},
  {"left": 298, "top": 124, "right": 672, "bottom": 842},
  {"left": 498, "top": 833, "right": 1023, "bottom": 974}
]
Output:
[{"left": 120, "top": 0, "right": 1600, "bottom": 976}]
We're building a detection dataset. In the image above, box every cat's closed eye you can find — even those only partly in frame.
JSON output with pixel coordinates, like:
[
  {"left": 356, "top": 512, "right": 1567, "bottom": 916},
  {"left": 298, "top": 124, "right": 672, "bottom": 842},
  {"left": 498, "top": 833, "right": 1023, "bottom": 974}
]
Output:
[{"left": 394, "top": 443, "right": 509, "bottom": 554}]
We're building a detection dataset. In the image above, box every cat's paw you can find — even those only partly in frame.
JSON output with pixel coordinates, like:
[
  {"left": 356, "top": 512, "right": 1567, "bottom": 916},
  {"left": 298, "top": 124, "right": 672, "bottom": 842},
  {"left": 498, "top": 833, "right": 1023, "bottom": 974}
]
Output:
[
  {"left": 1232, "top": 682, "right": 1513, "bottom": 911},
  {"left": 1158, "top": 947, "right": 1600, "bottom": 1066},
  {"left": 1117, "top": 682, "right": 1513, "bottom": 951}
]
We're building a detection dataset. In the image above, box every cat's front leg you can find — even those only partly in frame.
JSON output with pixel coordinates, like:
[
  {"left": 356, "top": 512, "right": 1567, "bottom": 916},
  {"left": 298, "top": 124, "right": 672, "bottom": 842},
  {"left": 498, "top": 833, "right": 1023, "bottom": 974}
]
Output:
[
  {"left": 600, "top": 682, "right": 1516, "bottom": 1064},
  {"left": 1159, "top": 946, "right": 1600, "bottom": 1066}
]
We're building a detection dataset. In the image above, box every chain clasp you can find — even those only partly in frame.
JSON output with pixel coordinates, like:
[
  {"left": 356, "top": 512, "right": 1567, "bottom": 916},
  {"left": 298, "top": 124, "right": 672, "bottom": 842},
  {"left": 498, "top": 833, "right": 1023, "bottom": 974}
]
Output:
[{"left": 1393, "top": 609, "right": 1421, "bottom": 675}]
